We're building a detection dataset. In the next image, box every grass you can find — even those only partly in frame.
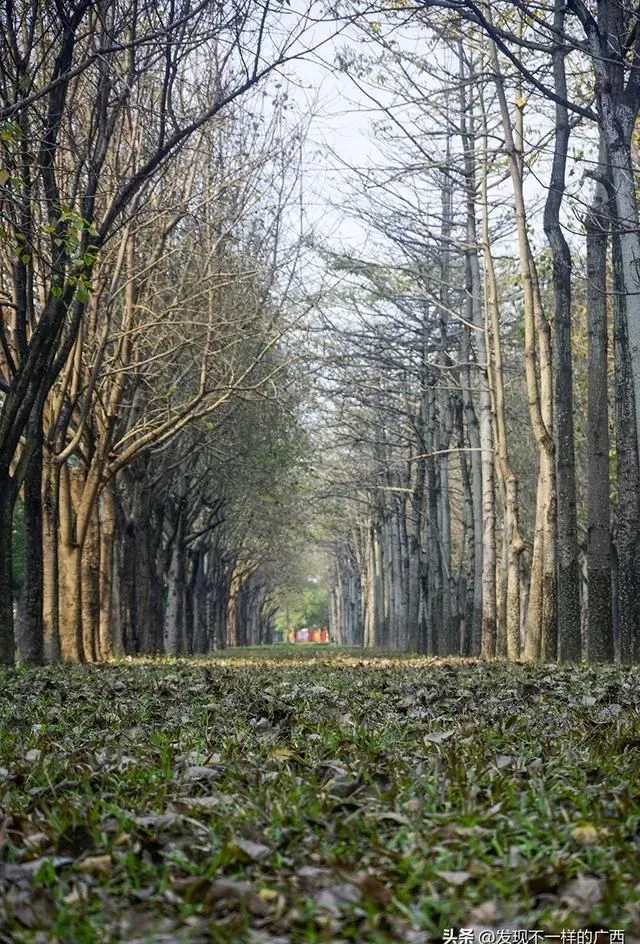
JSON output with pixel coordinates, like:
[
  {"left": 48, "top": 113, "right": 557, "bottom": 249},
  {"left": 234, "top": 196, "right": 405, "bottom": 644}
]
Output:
[{"left": 0, "top": 647, "right": 639, "bottom": 942}]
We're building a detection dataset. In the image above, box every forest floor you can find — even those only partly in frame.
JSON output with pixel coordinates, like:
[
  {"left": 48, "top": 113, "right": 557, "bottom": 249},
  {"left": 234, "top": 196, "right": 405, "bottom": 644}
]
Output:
[{"left": 1, "top": 647, "right": 640, "bottom": 943}]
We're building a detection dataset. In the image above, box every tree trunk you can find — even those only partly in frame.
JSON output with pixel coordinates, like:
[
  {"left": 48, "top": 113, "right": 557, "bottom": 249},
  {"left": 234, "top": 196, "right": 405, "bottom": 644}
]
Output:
[
  {"left": 0, "top": 475, "right": 16, "bottom": 664},
  {"left": 585, "top": 162, "right": 613, "bottom": 661},
  {"left": 20, "top": 423, "right": 44, "bottom": 665},
  {"left": 459, "top": 53, "right": 496, "bottom": 658},
  {"left": 42, "top": 456, "right": 61, "bottom": 662},
  {"left": 99, "top": 481, "right": 117, "bottom": 659},
  {"left": 57, "top": 464, "right": 84, "bottom": 662},
  {"left": 80, "top": 502, "right": 100, "bottom": 662},
  {"left": 490, "top": 36, "right": 556, "bottom": 660},
  {"left": 543, "top": 0, "right": 580, "bottom": 660},
  {"left": 164, "top": 508, "right": 186, "bottom": 656},
  {"left": 479, "top": 79, "right": 524, "bottom": 660}
]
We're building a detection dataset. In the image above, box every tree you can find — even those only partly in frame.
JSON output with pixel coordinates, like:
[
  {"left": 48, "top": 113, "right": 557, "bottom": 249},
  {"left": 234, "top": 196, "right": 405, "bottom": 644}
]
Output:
[{"left": 0, "top": 0, "right": 349, "bottom": 662}]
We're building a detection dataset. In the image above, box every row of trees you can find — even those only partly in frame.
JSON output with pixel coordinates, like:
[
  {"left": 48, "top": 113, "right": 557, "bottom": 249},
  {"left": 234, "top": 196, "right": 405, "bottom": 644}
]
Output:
[
  {"left": 6, "top": 0, "right": 640, "bottom": 665},
  {"left": 322, "top": 0, "right": 640, "bottom": 662},
  {"left": 0, "top": 0, "right": 324, "bottom": 663}
]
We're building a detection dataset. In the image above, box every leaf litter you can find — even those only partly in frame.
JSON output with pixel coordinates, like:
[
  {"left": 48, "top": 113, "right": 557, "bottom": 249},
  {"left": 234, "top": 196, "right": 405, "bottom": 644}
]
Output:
[{"left": 0, "top": 649, "right": 639, "bottom": 940}]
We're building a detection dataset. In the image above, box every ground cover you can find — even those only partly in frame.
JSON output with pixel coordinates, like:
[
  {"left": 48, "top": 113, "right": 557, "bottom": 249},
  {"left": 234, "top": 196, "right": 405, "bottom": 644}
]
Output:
[{"left": 0, "top": 647, "right": 640, "bottom": 942}]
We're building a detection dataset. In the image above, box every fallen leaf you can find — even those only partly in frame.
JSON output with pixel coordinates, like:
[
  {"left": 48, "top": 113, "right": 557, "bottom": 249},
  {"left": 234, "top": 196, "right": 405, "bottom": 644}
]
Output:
[
  {"left": 258, "top": 887, "right": 279, "bottom": 902},
  {"left": 23, "top": 832, "right": 49, "bottom": 853},
  {"left": 494, "top": 754, "right": 515, "bottom": 769},
  {"left": 207, "top": 878, "right": 270, "bottom": 915},
  {"left": 314, "top": 882, "right": 362, "bottom": 914},
  {"left": 327, "top": 777, "right": 362, "bottom": 797},
  {"left": 466, "top": 900, "right": 499, "bottom": 925},
  {"left": 356, "top": 872, "right": 393, "bottom": 905},
  {"left": 454, "top": 825, "right": 492, "bottom": 838},
  {"left": 4, "top": 884, "right": 55, "bottom": 928},
  {"left": 229, "top": 838, "right": 271, "bottom": 862},
  {"left": 571, "top": 824, "right": 600, "bottom": 845},
  {"left": 269, "top": 747, "right": 292, "bottom": 760},
  {"left": 248, "top": 932, "right": 291, "bottom": 944},
  {"left": 436, "top": 870, "right": 472, "bottom": 886},
  {"left": 181, "top": 794, "right": 233, "bottom": 810},
  {"left": 1, "top": 856, "right": 73, "bottom": 880},
  {"left": 593, "top": 704, "right": 623, "bottom": 724},
  {"left": 133, "top": 813, "right": 182, "bottom": 830},
  {"left": 183, "top": 765, "right": 223, "bottom": 782},
  {"left": 560, "top": 874, "right": 604, "bottom": 914},
  {"left": 373, "top": 811, "right": 410, "bottom": 825},
  {"left": 297, "top": 865, "right": 331, "bottom": 887},
  {"left": 77, "top": 854, "right": 113, "bottom": 876},
  {"left": 424, "top": 730, "right": 454, "bottom": 744}
]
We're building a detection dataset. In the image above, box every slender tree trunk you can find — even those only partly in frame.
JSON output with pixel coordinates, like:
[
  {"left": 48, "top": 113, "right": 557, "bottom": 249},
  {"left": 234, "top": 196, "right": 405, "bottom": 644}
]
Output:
[
  {"left": 479, "top": 81, "right": 523, "bottom": 660},
  {"left": 99, "top": 481, "right": 117, "bottom": 658},
  {"left": 585, "top": 162, "right": 613, "bottom": 661},
  {"left": 408, "top": 450, "right": 424, "bottom": 651},
  {"left": 455, "top": 398, "right": 472, "bottom": 656},
  {"left": 438, "top": 394, "right": 453, "bottom": 655},
  {"left": 164, "top": 508, "right": 186, "bottom": 656},
  {"left": 461, "top": 348, "right": 483, "bottom": 656},
  {"left": 459, "top": 47, "right": 496, "bottom": 657},
  {"left": 42, "top": 455, "right": 61, "bottom": 662},
  {"left": 543, "top": 0, "right": 580, "bottom": 660},
  {"left": 485, "top": 21, "right": 557, "bottom": 660},
  {"left": 80, "top": 503, "right": 100, "bottom": 662},
  {"left": 20, "top": 419, "right": 44, "bottom": 665},
  {"left": 57, "top": 464, "right": 84, "bottom": 662},
  {"left": 0, "top": 474, "right": 16, "bottom": 664}
]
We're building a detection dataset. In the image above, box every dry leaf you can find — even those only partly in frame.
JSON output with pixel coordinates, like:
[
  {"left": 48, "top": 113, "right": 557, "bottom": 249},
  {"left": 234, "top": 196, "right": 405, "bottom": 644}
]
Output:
[
  {"left": 230, "top": 838, "right": 271, "bottom": 862},
  {"left": 183, "top": 765, "right": 223, "bottom": 782},
  {"left": 593, "top": 704, "right": 623, "bottom": 724},
  {"left": 258, "top": 887, "right": 279, "bottom": 902},
  {"left": 424, "top": 730, "right": 454, "bottom": 744},
  {"left": 23, "top": 832, "right": 49, "bottom": 853},
  {"left": 466, "top": 900, "right": 499, "bottom": 925},
  {"left": 571, "top": 824, "right": 599, "bottom": 845},
  {"left": 436, "top": 870, "right": 472, "bottom": 886},
  {"left": 1, "top": 856, "right": 73, "bottom": 880},
  {"left": 560, "top": 874, "right": 604, "bottom": 914},
  {"left": 494, "top": 754, "right": 514, "bottom": 769},
  {"left": 182, "top": 794, "right": 233, "bottom": 810},
  {"left": 77, "top": 854, "right": 113, "bottom": 876},
  {"left": 314, "top": 882, "right": 362, "bottom": 914},
  {"left": 269, "top": 747, "right": 292, "bottom": 760},
  {"left": 374, "top": 811, "right": 410, "bottom": 826},
  {"left": 356, "top": 872, "right": 393, "bottom": 905},
  {"left": 297, "top": 865, "right": 331, "bottom": 887},
  {"left": 134, "top": 813, "right": 181, "bottom": 830},
  {"left": 207, "top": 878, "right": 270, "bottom": 915}
]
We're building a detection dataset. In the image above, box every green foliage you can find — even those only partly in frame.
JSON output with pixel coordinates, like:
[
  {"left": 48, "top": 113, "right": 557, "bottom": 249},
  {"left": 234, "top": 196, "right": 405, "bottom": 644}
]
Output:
[{"left": 274, "top": 577, "right": 330, "bottom": 631}]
